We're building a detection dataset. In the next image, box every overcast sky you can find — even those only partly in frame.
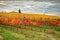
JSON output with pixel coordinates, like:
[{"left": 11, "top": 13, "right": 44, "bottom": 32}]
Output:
[{"left": 0, "top": 0, "right": 60, "bottom": 16}]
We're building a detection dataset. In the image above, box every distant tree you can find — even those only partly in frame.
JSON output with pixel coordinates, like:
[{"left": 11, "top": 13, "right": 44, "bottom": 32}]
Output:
[{"left": 18, "top": 9, "right": 21, "bottom": 13}]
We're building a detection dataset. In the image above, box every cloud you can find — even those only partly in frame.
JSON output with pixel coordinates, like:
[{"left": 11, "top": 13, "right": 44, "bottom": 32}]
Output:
[
  {"left": 0, "top": 1, "right": 7, "bottom": 5},
  {"left": 1, "top": 0, "right": 60, "bottom": 3},
  {"left": 0, "top": 1, "right": 60, "bottom": 16}
]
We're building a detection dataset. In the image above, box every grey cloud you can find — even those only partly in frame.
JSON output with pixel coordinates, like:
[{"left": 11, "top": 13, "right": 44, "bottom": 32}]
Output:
[
  {"left": 0, "top": 1, "right": 60, "bottom": 16},
  {"left": 45, "top": 4, "right": 60, "bottom": 12},
  {"left": 1, "top": 0, "right": 60, "bottom": 3}
]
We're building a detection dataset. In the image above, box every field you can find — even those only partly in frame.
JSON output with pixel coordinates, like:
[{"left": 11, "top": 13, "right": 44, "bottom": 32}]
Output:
[{"left": 0, "top": 12, "right": 60, "bottom": 40}]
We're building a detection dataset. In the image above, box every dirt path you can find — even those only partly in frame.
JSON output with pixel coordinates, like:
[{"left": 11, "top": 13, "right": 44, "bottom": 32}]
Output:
[
  {"left": 0, "top": 35, "right": 3, "bottom": 40},
  {"left": 34, "top": 31, "right": 56, "bottom": 40}
]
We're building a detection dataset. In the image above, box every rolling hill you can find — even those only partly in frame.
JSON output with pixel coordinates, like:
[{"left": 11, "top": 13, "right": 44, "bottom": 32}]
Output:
[{"left": 0, "top": 12, "right": 60, "bottom": 20}]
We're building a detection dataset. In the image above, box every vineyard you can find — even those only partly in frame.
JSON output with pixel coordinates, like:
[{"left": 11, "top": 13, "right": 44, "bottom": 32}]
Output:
[{"left": 0, "top": 12, "right": 60, "bottom": 40}]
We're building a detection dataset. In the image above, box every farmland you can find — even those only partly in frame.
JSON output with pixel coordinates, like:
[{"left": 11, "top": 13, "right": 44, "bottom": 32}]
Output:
[{"left": 0, "top": 12, "right": 60, "bottom": 40}]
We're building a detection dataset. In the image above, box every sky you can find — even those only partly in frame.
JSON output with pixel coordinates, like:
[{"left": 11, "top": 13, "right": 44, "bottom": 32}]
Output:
[{"left": 0, "top": 0, "right": 60, "bottom": 16}]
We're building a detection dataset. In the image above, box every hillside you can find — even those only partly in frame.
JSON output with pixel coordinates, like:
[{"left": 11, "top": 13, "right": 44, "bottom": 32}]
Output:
[
  {"left": 0, "top": 12, "right": 60, "bottom": 19},
  {"left": 0, "top": 12, "right": 60, "bottom": 40}
]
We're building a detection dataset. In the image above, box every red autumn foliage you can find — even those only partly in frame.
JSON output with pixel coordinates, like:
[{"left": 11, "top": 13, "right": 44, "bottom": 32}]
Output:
[
  {"left": 7, "top": 17, "right": 22, "bottom": 26},
  {"left": 50, "top": 19, "right": 59, "bottom": 26},
  {"left": 32, "top": 22, "right": 37, "bottom": 26},
  {"left": 23, "top": 18, "right": 33, "bottom": 25},
  {"left": 35, "top": 18, "right": 42, "bottom": 25},
  {"left": 44, "top": 18, "right": 50, "bottom": 22},
  {"left": 24, "top": 20, "right": 29, "bottom": 25},
  {"left": 0, "top": 16, "right": 60, "bottom": 27}
]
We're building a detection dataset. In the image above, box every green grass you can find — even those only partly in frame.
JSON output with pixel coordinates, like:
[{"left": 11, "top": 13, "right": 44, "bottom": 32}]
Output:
[
  {"left": 0, "top": 28, "right": 19, "bottom": 40},
  {"left": 0, "top": 24, "right": 60, "bottom": 40}
]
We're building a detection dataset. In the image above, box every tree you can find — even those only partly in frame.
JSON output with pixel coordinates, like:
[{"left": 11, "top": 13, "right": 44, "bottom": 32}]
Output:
[{"left": 18, "top": 9, "right": 21, "bottom": 13}]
